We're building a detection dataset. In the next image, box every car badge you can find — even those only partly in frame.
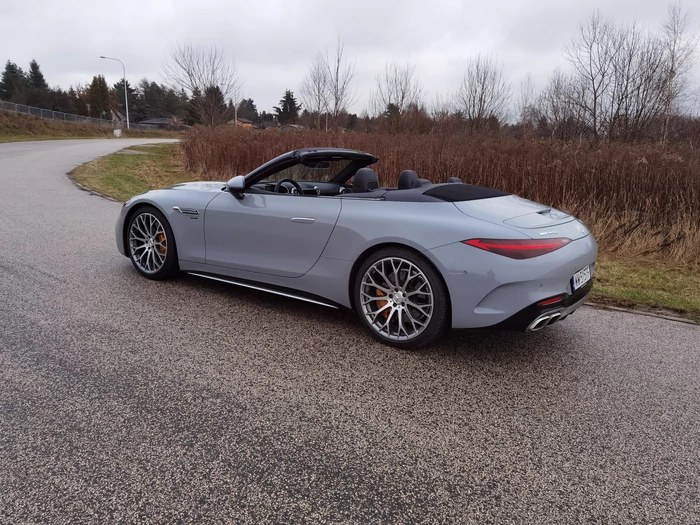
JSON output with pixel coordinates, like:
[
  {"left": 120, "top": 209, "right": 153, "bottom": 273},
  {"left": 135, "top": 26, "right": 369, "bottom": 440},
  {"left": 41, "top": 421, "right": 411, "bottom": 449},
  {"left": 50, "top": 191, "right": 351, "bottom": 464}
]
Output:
[{"left": 539, "top": 231, "right": 558, "bottom": 236}]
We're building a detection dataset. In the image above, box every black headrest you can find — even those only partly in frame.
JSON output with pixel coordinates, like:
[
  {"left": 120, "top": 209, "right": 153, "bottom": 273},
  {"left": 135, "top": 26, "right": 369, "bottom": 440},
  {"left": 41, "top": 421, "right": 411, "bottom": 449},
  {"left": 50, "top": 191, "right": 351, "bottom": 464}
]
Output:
[
  {"left": 446, "top": 177, "right": 463, "bottom": 183},
  {"left": 411, "top": 178, "right": 432, "bottom": 188},
  {"left": 353, "top": 168, "right": 379, "bottom": 193},
  {"left": 398, "top": 170, "right": 419, "bottom": 190}
]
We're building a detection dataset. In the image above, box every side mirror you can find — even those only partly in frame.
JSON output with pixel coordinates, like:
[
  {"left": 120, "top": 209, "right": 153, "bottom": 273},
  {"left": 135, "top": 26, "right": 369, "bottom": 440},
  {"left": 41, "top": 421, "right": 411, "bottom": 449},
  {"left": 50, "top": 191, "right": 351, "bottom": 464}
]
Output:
[{"left": 226, "top": 175, "right": 246, "bottom": 199}]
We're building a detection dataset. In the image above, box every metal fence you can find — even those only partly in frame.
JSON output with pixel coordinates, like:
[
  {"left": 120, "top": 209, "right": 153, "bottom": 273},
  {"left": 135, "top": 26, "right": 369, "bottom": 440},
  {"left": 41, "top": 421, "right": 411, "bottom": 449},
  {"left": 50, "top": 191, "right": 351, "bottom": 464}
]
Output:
[{"left": 0, "top": 100, "right": 159, "bottom": 131}]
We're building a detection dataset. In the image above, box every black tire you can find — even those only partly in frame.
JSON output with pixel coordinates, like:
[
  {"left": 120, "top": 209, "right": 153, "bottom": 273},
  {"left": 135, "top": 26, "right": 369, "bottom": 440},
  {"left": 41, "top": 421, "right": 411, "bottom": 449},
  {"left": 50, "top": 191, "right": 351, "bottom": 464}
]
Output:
[
  {"left": 353, "top": 247, "right": 449, "bottom": 349},
  {"left": 126, "top": 206, "right": 179, "bottom": 280}
]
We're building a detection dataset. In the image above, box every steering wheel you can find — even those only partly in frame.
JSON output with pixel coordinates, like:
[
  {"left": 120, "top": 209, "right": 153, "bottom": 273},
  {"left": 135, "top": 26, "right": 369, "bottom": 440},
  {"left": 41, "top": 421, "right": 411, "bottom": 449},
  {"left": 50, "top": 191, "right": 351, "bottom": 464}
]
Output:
[{"left": 274, "top": 178, "right": 304, "bottom": 195}]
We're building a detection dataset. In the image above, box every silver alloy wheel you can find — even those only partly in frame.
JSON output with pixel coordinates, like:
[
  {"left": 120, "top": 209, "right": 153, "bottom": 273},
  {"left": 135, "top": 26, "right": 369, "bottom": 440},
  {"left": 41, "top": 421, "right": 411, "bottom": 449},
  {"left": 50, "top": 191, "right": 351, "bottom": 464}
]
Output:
[
  {"left": 360, "top": 257, "right": 434, "bottom": 341},
  {"left": 129, "top": 212, "right": 167, "bottom": 274}
]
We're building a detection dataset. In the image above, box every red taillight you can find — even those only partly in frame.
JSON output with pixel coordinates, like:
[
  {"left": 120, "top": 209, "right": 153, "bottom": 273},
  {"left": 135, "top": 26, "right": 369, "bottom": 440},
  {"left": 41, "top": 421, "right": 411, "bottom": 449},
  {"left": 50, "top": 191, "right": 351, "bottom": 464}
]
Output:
[
  {"left": 462, "top": 238, "right": 572, "bottom": 259},
  {"left": 538, "top": 295, "right": 564, "bottom": 306}
]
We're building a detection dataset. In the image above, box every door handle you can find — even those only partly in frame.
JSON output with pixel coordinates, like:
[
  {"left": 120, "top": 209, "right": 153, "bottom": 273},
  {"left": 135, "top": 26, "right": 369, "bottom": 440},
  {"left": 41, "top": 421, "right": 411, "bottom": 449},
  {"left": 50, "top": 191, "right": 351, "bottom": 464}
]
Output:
[{"left": 290, "top": 217, "right": 315, "bottom": 224}]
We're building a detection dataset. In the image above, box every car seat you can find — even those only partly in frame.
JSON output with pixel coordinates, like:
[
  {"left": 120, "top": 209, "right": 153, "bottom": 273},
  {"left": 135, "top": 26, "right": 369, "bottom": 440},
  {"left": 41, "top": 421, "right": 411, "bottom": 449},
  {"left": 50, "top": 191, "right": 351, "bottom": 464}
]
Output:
[
  {"left": 411, "top": 178, "right": 432, "bottom": 188},
  {"left": 398, "top": 170, "right": 419, "bottom": 190},
  {"left": 352, "top": 168, "right": 380, "bottom": 193}
]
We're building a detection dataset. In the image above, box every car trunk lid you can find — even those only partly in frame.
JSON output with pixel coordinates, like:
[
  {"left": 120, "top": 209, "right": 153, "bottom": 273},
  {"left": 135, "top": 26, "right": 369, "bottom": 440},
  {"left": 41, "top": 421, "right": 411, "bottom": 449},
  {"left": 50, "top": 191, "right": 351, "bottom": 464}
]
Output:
[{"left": 453, "top": 195, "right": 590, "bottom": 240}]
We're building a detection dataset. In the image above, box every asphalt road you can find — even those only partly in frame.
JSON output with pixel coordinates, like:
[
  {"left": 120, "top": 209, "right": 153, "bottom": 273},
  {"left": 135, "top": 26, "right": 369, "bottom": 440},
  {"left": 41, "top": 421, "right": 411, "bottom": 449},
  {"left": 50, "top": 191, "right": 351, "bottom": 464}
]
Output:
[{"left": 1, "top": 139, "right": 698, "bottom": 524}]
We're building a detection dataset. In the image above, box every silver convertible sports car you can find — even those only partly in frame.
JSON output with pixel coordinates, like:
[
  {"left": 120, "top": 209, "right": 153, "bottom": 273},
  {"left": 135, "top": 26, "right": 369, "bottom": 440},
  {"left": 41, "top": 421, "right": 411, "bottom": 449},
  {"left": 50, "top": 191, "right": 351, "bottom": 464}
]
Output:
[{"left": 116, "top": 147, "right": 597, "bottom": 349}]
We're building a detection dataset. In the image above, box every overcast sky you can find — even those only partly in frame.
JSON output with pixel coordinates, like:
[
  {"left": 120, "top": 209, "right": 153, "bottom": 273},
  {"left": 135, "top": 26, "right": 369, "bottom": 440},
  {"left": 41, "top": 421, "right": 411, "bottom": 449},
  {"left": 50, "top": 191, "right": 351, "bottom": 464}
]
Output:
[{"left": 1, "top": 0, "right": 698, "bottom": 113}]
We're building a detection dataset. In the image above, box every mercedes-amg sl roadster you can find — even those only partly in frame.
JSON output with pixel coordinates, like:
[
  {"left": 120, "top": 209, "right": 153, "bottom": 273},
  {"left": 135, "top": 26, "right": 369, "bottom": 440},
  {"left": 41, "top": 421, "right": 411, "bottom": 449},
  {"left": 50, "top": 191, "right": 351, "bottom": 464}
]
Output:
[{"left": 116, "top": 147, "right": 597, "bottom": 348}]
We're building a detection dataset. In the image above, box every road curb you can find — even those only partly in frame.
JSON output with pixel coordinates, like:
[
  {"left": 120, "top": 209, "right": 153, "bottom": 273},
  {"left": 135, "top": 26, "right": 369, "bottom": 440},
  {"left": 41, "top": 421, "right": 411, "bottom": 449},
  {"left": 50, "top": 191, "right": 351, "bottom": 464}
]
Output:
[
  {"left": 70, "top": 178, "right": 124, "bottom": 203},
  {"left": 584, "top": 301, "right": 699, "bottom": 326}
]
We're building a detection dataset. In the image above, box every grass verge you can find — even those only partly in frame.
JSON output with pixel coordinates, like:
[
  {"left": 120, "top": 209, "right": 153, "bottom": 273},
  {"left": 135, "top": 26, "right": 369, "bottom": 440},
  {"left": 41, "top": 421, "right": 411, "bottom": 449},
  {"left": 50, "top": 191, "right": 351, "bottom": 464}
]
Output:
[
  {"left": 72, "top": 143, "right": 699, "bottom": 324},
  {"left": 591, "top": 257, "right": 700, "bottom": 322},
  {"left": 71, "top": 143, "right": 190, "bottom": 202}
]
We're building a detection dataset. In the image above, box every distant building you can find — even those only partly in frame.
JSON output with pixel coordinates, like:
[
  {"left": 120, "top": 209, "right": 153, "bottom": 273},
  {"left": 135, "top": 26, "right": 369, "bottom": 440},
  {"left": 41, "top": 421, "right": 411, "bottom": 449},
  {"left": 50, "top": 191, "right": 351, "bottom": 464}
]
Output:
[
  {"left": 255, "top": 119, "right": 279, "bottom": 130},
  {"left": 137, "top": 117, "right": 181, "bottom": 129},
  {"left": 280, "top": 124, "right": 305, "bottom": 131},
  {"left": 228, "top": 117, "right": 254, "bottom": 129}
]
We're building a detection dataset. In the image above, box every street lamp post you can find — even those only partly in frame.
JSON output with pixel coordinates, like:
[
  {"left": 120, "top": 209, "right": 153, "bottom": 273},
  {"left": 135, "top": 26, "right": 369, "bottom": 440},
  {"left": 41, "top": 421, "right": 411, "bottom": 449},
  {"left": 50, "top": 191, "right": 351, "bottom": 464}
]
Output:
[{"left": 99, "top": 55, "right": 129, "bottom": 130}]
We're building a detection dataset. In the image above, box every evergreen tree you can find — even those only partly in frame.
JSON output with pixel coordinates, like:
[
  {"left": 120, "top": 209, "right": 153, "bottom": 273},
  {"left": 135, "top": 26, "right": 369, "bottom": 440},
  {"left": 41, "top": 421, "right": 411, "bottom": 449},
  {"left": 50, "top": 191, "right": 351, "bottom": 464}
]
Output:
[
  {"left": 202, "top": 85, "right": 229, "bottom": 126},
  {"left": 47, "top": 88, "right": 76, "bottom": 113},
  {"left": 273, "top": 89, "right": 301, "bottom": 125},
  {"left": 28, "top": 59, "right": 48, "bottom": 89},
  {"left": 146, "top": 82, "right": 165, "bottom": 116},
  {"left": 88, "top": 75, "right": 110, "bottom": 118},
  {"left": 163, "top": 88, "right": 185, "bottom": 118},
  {"left": 186, "top": 88, "right": 202, "bottom": 125},
  {"left": 131, "top": 96, "right": 151, "bottom": 122},
  {"left": 113, "top": 79, "right": 136, "bottom": 121},
  {"left": 237, "top": 98, "right": 258, "bottom": 121},
  {"left": 0, "top": 60, "right": 27, "bottom": 101},
  {"left": 70, "top": 86, "right": 90, "bottom": 116}
]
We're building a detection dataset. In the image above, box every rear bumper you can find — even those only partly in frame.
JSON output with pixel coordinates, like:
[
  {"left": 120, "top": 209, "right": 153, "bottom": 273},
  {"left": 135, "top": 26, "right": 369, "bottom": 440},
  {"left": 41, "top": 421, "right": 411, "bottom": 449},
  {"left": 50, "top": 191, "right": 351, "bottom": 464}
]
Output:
[
  {"left": 424, "top": 234, "right": 598, "bottom": 329},
  {"left": 491, "top": 280, "right": 592, "bottom": 331}
]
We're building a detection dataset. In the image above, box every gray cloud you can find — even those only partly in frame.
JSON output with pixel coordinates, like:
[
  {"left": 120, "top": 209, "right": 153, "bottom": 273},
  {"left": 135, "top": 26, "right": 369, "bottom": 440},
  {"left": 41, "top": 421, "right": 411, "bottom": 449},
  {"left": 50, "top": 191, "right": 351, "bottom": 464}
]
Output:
[{"left": 1, "top": 0, "right": 698, "bottom": 113}]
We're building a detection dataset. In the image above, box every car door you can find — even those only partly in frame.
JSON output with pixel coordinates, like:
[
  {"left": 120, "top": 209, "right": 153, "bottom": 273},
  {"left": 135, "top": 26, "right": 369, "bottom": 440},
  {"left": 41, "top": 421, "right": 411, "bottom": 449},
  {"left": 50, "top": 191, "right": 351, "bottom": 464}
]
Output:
[{"left": 204, "top": 191, "right": 342, "bottom": 278}]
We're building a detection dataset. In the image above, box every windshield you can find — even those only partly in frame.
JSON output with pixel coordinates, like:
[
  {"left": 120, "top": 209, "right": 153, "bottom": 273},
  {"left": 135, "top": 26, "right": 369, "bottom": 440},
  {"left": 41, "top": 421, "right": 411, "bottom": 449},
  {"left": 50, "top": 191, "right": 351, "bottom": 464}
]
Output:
[{"left": 262, "top": 159, "right": 353, "bottom": 183}]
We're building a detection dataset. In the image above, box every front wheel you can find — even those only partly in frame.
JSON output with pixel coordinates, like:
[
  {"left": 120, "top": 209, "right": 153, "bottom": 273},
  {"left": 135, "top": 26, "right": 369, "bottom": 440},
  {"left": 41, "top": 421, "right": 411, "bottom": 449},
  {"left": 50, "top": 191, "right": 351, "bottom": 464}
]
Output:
[
  {"left": 354, "top": 247, "right": 449, "bottom": 349},
  {"left": 127, "top": 206, "right": 179, "bottom": 280}
]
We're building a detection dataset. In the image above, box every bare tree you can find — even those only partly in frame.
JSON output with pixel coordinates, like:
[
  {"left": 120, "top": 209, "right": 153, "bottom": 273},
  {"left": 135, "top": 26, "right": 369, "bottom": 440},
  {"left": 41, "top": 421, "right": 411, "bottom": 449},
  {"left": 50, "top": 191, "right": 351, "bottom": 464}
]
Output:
[
  {"left": 661, "top": 2, "right": 698, "bottom": 143},
  {"left": 564, "top": 11, "right": 618, "bottom": 141},
  {"left": 606, "top": 23, "right": 667, "bottom": 141},
  {"left": 518, "top": 73, "right": 537, "bottom": 131},
  {"left": 323, "top": 40, "right": 357, "bottom": 128},
  {"left": 162, "top": 41, "right": 242, "bottom": 127},
  {"left": 537, "top": 69, "right": 585, "bottom": 140},
  {"left": 454, "top": 54, "right": 511, "bottom": 132},
  {"left": 299, "top": 51, "right": 328, "bottom": 130},
  {"left": 429, "top": 93, "right": 454, "bottom": 119},
  {"left": 370, "top": 60, "right": 423, "bottom": 130}
]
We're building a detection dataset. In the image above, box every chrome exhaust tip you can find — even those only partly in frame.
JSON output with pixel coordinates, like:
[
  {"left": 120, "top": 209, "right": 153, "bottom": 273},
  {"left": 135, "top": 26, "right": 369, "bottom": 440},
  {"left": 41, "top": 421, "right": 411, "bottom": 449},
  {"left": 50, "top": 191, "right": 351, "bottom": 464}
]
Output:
[{"left": 527, "top": 311, "right": 562, "bottom": 332}]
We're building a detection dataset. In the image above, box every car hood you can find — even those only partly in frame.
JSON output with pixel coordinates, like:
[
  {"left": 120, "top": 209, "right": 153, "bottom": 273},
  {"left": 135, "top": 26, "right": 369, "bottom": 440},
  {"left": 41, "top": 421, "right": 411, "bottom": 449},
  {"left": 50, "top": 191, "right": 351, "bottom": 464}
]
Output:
[{"left": 165, "top": 181, "right": 226, "bottom": 192}]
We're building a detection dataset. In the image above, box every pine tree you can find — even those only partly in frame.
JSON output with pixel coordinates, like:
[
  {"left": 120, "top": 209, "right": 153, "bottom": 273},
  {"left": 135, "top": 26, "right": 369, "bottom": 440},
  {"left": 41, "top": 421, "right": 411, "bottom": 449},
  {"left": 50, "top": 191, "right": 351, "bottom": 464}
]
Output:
[
  {"left": 70, "top": 86, "right": 90, "bottom": 116},
  {"left": 163, "top": 89, "right": 184, "bottom": 118},
  {"left": 238, "top": 98, "right": 259, "bottom": 121},
  {"left": 131, "top": 96, "right": 151, "bottom": 122},
  {"left": 273, "top": 90, "right": 302, "bottom": 125},
  {"left": 113, "top": 79, "right": 136, "bottom": 121},
  {"left": 202, "top": 85, "right": 229, "bottom": 126},
  {"left": 88, "top": 75, "right": 110, "bottom": 118},
  {"left": 28, "top": 60, "right": 48, "bottom": 89},
  {"left": 0, "top": 60, "right": 27, "bottom": 101},
  {"left": 186, "top": 88, "right": 202, "bottom": 125}
]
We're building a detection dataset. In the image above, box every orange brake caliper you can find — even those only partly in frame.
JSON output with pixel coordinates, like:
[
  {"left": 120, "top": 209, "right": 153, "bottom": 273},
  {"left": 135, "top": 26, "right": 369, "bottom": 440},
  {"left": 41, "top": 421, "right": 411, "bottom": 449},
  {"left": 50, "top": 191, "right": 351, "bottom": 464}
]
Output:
[
  {"left": 376, "top": 289, "right": 389, "bottom": 319},
  {"left": 157, "top": 233, "right": 166, "bottom": 255}
]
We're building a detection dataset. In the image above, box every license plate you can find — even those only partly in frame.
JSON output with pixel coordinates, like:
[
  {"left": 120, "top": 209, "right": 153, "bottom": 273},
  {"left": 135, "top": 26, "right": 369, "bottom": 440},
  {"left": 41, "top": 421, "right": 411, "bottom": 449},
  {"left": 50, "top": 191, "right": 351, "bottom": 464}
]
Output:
[{"left": 572, "top": 265, "right": 592, "bottom": 291}]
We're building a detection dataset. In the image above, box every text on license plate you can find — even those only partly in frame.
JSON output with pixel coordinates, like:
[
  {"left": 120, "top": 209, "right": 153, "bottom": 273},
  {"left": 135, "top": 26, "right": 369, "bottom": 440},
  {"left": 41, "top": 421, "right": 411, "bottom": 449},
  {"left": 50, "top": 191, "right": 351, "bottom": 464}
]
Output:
[{"left": 572, "top": 266, "right": 592, "bottom": 291}]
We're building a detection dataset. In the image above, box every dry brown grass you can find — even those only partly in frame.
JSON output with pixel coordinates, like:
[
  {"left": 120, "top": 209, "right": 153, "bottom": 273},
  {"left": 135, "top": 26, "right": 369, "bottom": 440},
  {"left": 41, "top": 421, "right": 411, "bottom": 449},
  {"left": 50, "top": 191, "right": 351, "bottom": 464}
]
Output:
[
  {"left": 0, "top": 110, "right": 180, "bottom": 141},
  {"left": 181, "top": 127, "right": 700, "bottom": 262}
]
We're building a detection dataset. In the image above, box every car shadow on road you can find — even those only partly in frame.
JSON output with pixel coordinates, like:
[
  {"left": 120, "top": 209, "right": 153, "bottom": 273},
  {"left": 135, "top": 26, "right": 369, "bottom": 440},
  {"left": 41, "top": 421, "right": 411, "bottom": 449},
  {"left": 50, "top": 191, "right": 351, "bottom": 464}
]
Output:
[{"left": 177, "top": 273, "right": 579, "bottom": 365}]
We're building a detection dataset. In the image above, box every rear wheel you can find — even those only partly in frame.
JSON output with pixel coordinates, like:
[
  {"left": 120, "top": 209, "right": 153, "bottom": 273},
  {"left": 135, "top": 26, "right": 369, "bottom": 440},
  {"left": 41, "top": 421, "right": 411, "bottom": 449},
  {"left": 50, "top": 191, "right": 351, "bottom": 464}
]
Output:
[
  {"left": 354, "top": 247, "right": 449, "bottom": 349},
  {"left": 127, "top": 206, "right": 179, "bottom": 280}
]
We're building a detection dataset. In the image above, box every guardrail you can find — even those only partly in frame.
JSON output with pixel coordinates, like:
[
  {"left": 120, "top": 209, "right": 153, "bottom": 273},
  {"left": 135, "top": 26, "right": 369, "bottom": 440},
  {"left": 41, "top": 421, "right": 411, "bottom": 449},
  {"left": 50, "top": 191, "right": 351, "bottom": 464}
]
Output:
[{"left": 0, "top": 100, "right": 159, "bottom": 131}]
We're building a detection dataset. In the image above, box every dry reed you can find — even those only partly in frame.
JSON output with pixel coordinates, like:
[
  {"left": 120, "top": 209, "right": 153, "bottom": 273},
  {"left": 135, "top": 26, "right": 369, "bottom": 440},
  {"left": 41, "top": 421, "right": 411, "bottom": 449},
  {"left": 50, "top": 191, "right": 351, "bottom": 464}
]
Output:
[{"left": 181, "top": 127, "right": 700, "bottom": 262}]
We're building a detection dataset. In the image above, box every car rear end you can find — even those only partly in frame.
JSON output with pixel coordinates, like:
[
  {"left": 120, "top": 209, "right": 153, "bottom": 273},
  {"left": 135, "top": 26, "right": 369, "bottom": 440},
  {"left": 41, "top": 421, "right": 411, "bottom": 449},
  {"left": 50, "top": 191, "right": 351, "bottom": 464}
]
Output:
[{"left": 425, "top": 195, "right": 597, "bottom": 331}]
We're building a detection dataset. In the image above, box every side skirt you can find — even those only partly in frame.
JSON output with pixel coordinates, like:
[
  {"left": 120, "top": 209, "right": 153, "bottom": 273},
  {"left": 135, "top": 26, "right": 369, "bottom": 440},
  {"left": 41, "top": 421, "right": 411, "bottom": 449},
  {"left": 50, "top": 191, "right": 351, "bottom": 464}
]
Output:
[{"left": 186, "top": 272, "right": 341, "bottom": 310}]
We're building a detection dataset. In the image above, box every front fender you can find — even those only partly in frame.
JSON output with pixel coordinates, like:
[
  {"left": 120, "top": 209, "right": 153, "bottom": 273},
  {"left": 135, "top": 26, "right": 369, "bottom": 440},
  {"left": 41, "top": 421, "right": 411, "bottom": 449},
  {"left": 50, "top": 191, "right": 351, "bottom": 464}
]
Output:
[{"left": 115, "top": 189, "right": 220, "bottom": 263}]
